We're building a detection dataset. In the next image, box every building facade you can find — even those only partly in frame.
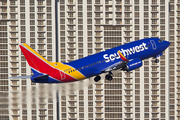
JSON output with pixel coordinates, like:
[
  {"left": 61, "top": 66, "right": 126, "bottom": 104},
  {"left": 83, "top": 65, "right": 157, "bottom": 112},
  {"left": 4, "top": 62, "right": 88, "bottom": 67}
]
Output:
[{"left": 0, "top": 0, "right": 174, "bottom": 120}]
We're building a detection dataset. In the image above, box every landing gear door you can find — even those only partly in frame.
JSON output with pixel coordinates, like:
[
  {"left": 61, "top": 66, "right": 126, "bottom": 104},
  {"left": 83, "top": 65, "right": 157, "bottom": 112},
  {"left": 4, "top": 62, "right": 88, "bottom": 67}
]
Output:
[
  {"left": 150, "top": 40, "right": 157, "bottom": 50},
  {"left": 59, "top": 71, "right": 66, "bottom": 80}
]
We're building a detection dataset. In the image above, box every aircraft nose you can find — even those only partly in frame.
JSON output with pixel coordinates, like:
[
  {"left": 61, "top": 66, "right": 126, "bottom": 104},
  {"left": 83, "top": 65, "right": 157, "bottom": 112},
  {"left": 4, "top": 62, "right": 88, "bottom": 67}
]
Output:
[{"left": 164, "top": 40, "right": 170, "bottom": 48}]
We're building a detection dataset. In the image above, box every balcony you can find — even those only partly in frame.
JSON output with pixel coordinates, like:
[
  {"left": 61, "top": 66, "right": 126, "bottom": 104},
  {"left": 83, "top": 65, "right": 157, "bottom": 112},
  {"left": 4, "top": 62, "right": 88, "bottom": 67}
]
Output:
[
  {"left": 37, "top": 16, "right": 44, "bottom": 20},
  {"left": 0, "top": 8, "right": 7, "bottom": 13},
  {"left": 37, "top": 29, "right": 45, "bottom": 33},
  {"left": 95, "top": 87, "right": 103, "bottom": 91},
  {"left": 95, "top": 32, "right": 102, "bottom": 38},
  {"left": 67, "top": 21, "right": 76, "bottom": 25},
  {"left": 10, "top": 1, "right": 17, "bottom": 6},
  {"left": 124, "top": 104, "right": 133, "bottom": 108},
  {"left": 10, "top": 52, "right": 18, "bottom": 57},
  {"left": 124, "top": 86, "right": 133, "bottom": 90},
  {"left": 37, "top": 10, "right": 45, "bottom": 13},
  {"left": 151, "top": 104, "right": 159, "bottom": 107},
  {"left": 11, "top": 81, "right": 19, "bottom": 87},
  {"left": 10, "top": 69, "right": 19, "bottom": 75},
  {"left": 124, "top": 115, "right": 133, "bottom": 119},
  {"left": 95, "top": 110, "right": 103, "bottom": 113},
  {"left": 11, "top": 87, "right": 20, "bottom": 92},
  {"left": 125, "top": 109, "right": 132, "bottom": 113},
  {"left": 105, "top": 14, "right": 113, "bottom": 19},
  {"left": 10, "top": 28, "right": 18, "bottom": 33},
  {"left": 10, "top": 63, "right": 19, "bottom": 68},
  {"left": 96, "top": 1, "right": 103, "bottom": 4},
  {"left": 151, "top": 3, "right": 158, "bottom": 6},
  {"left": 67, "top": 15, "right": 76, "bottom": 19},
  {"left": 10, "top": 34, "right": 18, "bottom": 39},
  {"left": 95, "top": 103, "right": 103, "bottom": 108},
  {"left": 10, "top": 21, "right": 18, "bottom": 26},
  {"left": 37, "top": 2, "right": 44, "bottom": 7},
  {"left": 152, "top": 110, "right": 159, "bottom": 113},
  {"left": 124, "top": 33, "right": 132, "bottom": 37},
  {"left": 67, "top": 1, "right": 75, "bottom": 5},
  {"left": 0, "top": 16, "right": 7, "bottom": 20},
  {"left": 95, "top": 8, "right": 103, "bottom": 12},
  {"left": 151, "top": 75, "right": 159, "bottom": 78},
  {"left": 124, "top": 92, "right": 133, "bottom": 96},
  {"left": 10, "top": 57, "right": 19, "bottom": 63},
  {"left": 0, "top": 2, "right": 7, "bottom": 6},
  {"left": 67, "top": 40, "right": 76, "bottom": 44},
  {"left": 68, "top": 109, "right": 77, "bottom": 113},
  {"left": 67, "top": 8, "right": 75, "bottom": 12},
  {"left": 95, "top": 97, "right": 102, "bottom": 101},
  {"left": 69, "top": 104, "right": 77, "bottom": 108},
  {"left": 124, "top": 98, "right": 132, "bottom": 101},
  {"left": 67, "top": 52, "right": 76, "bottom": 56},
  {"left": 67, "top": 33, "right": 76, "bottom": 38}
]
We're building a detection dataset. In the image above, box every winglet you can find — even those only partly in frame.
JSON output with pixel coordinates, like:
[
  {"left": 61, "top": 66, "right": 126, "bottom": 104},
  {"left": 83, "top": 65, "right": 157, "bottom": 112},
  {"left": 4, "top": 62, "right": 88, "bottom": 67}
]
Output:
[{"left": 117, "top": 51, "right": 128, "bottom": 61}]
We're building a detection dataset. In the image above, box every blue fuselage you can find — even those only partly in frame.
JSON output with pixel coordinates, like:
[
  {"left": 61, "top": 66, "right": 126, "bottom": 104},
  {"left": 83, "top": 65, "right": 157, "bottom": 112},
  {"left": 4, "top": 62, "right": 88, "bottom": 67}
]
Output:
[{"left": 65, "top": 38, "right": 170, "bottom": 78}]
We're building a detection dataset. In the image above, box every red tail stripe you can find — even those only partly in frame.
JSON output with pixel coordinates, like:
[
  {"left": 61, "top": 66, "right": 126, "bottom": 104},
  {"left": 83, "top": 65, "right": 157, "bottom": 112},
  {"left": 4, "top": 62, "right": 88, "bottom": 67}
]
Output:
[{"left": 20, "top": 45, "right": 77, "bottom": 82}]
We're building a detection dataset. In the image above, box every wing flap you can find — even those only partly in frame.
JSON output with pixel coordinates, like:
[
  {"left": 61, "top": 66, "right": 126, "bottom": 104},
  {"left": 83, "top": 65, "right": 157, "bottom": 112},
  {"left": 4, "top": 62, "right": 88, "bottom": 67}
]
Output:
[{"left": 101, "top": 61, "right": 127, "bottom": 73}]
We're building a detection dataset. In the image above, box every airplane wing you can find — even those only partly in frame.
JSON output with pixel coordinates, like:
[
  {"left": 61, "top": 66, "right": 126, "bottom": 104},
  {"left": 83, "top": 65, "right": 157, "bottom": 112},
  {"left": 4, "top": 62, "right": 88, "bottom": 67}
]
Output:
[
  {"left": 101, "top": 50, "right": 129, "bottom": 73},
  {"left": 101, "top": 61, "right": 127, "bottom": 72}
]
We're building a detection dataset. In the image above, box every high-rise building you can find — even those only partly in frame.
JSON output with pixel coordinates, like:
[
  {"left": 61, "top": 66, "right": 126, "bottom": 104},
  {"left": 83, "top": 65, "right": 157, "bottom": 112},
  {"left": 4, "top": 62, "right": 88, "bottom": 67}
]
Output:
[
  {"left": 0, "top": 0, "right": 57, "bottom": 120},
  {"left": 0, "top": 0, "right": 174, "bottom": 120}
]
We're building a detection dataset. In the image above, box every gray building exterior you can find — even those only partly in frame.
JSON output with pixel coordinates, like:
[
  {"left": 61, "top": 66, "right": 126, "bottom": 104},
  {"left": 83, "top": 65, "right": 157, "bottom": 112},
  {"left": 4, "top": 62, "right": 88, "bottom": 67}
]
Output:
[{"left": 0, "top": 0, "right": 175, "bottom": 120}]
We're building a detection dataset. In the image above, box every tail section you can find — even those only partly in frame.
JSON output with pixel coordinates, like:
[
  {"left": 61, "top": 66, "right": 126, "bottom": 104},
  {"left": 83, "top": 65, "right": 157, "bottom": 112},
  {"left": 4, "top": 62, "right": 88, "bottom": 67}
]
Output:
[
  {"left": 19, "top": 43, "right": 62, "bottom": 74},
  {"left": 10, "top": 44, "right": 77, "bottom": 83}
]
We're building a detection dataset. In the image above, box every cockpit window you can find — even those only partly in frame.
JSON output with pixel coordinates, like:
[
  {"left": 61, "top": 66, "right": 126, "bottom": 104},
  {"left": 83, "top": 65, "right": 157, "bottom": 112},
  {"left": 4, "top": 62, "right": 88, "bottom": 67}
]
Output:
[{"left": 158, "top": 39, "right": 163, "bottom": 43}]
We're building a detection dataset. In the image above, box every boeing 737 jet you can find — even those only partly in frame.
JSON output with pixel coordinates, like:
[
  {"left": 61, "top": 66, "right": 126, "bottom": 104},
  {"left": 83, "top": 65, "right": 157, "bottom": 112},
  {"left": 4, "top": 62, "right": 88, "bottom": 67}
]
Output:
[{"left": 10, "top": 38, "right": 170, "bottom": 83}]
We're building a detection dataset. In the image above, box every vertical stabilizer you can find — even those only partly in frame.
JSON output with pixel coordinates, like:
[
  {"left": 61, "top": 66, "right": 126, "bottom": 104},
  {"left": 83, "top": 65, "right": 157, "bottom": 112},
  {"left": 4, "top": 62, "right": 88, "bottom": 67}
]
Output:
[{"left": 19, "top": 43, "right": 61, "bottom": 74}]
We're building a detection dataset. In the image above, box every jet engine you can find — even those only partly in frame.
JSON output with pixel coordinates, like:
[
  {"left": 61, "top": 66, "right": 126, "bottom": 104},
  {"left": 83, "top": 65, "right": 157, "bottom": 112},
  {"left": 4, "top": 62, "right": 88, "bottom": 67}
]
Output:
[{"left": 122, "top": 58, "right": 143, "bottom": 72}]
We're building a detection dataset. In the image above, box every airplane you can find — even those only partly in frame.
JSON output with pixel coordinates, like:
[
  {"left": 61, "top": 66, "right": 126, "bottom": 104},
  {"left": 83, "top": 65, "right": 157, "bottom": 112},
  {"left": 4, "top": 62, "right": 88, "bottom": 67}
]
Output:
[{"left": 9, "top": 38, "right": 170, "bottom": 83}]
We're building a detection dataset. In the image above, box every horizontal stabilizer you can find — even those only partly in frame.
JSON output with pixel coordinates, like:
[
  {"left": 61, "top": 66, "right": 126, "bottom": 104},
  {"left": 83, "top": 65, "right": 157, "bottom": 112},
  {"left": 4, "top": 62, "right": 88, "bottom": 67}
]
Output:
[
  {"left": 31, "top": 74, "right": 49, "bottom": 83},
  {"left": 9, "top": 75, "right": 32, "bottom": 79},
  {"left": 33, "top": 74, "right": 48, "bottom": 80}
]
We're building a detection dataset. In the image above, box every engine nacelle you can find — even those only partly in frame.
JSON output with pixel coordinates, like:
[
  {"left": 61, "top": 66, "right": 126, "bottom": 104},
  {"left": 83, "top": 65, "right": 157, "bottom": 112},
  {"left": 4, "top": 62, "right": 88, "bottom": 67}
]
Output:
[{"left": 123, "top": 58, "right": 143, "bottom": 72}]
